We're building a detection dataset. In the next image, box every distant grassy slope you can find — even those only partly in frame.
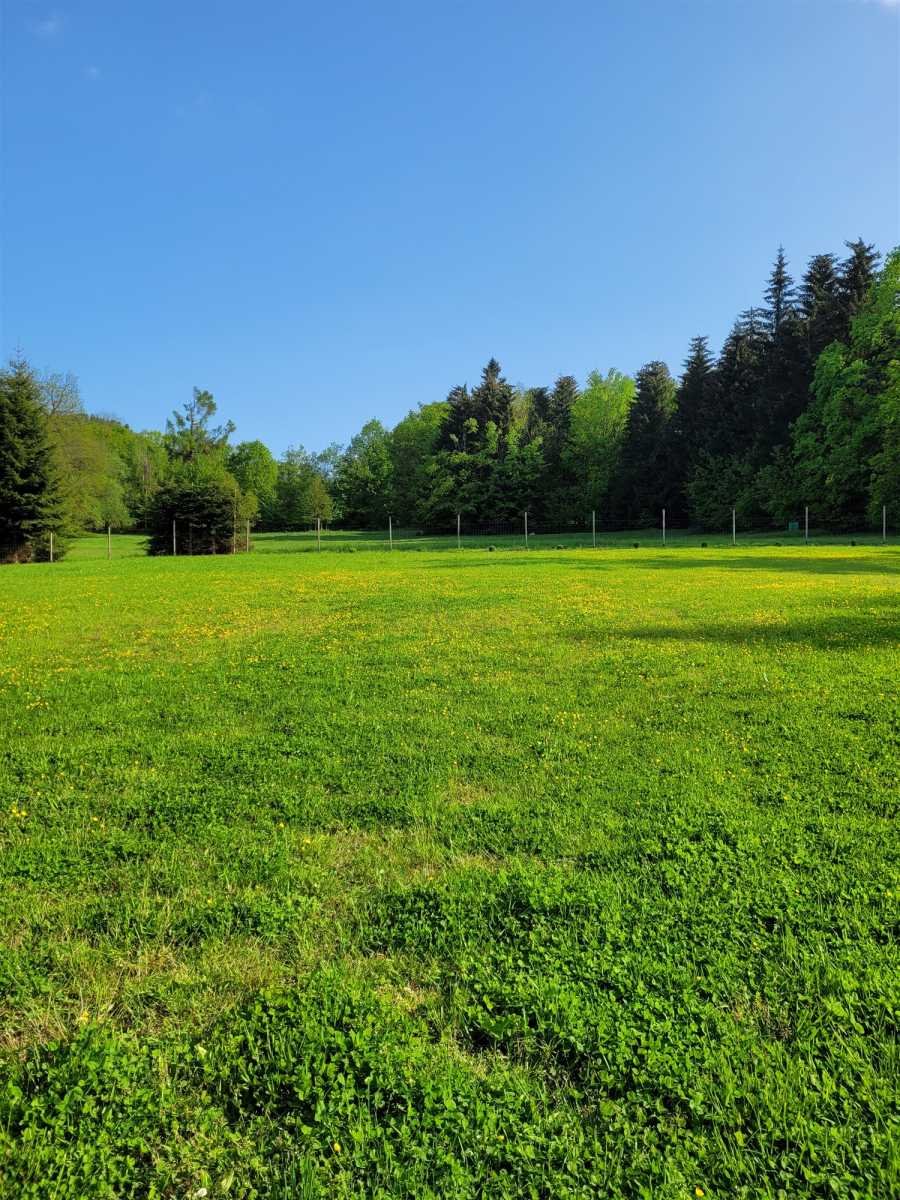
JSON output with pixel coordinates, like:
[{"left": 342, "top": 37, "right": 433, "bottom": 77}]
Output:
[{"left": 1, "top": 545, "right": 897, "bottom": 1198}]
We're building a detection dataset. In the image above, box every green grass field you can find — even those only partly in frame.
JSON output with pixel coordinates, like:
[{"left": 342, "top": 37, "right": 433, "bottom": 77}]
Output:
[{"left": 1, "top": 539, "right": 898, "bottom": 1198}]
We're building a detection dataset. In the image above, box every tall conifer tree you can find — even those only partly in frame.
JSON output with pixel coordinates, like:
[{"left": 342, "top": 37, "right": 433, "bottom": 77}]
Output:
[
  {"left": 674, "top": 336, "right": 717, "bottom": 463},
  {"left": 839, "top": 239, "right": 880, "bottom": 328},
  {"left": 534, "top": 375, "right": 579, "bottom": 522},
  {"left": 764, "top": 246, "right": 796, "bottom": 335},
  {"left": 439, "top": 385, "right": 474, "bottom": 452},
  {"left": 468, "top": 359, "right": 515, "bottom": 444},
  {"left": 800, "top": 253, "right": 844, "bottom": 359},
  {"left": 0, "top": 359, "right": 67, "bottom": 560},
  {"left": 761, "top": 249, "right": 807, "bottom": 452},
  {"left": 614, "top": 361, "right": 678, "bottom": 524},
  {"left": 712, "top": 311, "right": 769, "bottom": 459}
]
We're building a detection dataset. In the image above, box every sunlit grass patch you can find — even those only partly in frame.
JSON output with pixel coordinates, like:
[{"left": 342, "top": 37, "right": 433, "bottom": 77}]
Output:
[{"left": 1, "top": 542, "right": 898, "bottom": 1197}]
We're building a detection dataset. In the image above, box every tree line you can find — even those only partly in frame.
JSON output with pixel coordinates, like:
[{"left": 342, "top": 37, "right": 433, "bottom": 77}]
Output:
[{"left": 1, "top": 238, "right": 896, "bottom": 559}]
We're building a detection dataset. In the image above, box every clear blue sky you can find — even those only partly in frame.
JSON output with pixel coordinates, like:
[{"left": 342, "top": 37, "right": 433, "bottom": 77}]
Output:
[{"left": 2, "top": 1, "right": 898, "bottom": 455}]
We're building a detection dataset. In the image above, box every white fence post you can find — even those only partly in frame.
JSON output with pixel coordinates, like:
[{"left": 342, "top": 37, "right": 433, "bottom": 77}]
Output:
[
  {"left": 107, "top": 525, "right": 112, "bottom": 559},
  {"left": 524, "top": 511, "right": 529, "bottom": 548},
  {"left": 172, "top": 519, "right": 177, "bottom": 557},
  {"left": 316, "top": 516, "right": 321, "bottom": 551},
  {"left": 457, "top": 512, "right": 461, "bottom": 550},
  {"left": 732, "top": 508, "right": 736, "bottom": 547},
  {"left": 49, "top": 532, "right": 54, "bottom": 562},
  {"left": 246, "top": 519, "right": 250, "bottom": 552}
]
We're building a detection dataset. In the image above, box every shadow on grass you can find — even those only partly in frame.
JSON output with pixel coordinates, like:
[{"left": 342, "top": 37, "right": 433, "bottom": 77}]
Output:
[
  {"left": 604, "top": 604, "right": 900, "bottom": 650},
  {"left": 609, "top": 554, "right": 900, "bottom": 576},
  {"left": 427, "top": 552, "right": 900, "bottom": 577}
]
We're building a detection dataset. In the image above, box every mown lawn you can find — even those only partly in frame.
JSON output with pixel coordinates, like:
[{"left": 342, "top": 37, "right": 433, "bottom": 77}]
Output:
[{"left": 0, "top": 542, "right": 897, "bottom": 1198}]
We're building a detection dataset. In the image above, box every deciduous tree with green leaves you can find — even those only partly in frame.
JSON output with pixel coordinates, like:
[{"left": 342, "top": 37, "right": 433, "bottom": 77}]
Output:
[
  {"left": 332, "top": 420, "right": 393, "bottom": 528},
  {"left": 228, "top": 440, "right": 278, "bottom": 520},
  {"left": 389, "top": 402, "right": 447, "bottom": 525},
  {"left": 562, "top": 369, "right": 635, "bottom": 519}
]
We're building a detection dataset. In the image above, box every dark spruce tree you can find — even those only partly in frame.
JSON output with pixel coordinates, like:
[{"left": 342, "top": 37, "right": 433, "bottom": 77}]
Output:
[
  {"left": 760, "top": 248, "right": 808, "bottom": 454},
  {"left": 534, "top": 375, "right": 579, "bottom": 523},
  {"left": 710, "top": 309, "right": 769, "bottom": 460},
  {"left": 426, "top": 360, "right": 518, "bottom": 526},
  {"left": 839, "top": 239, "right": 880, "bottom": 332},
  {"left": 683, "top": 312, "right": 769, "bottom": 529},
  {"left": 758, "top": 251, "right": 845, "bottom": 522},
  {"left": 545, "top": 376, "right": 579, "bottom": 447},
  {"left": 146, "top": 460, "right": 242, "bottom": 555},
  {"left": 438, "top": 384, "right": 474, "bottom": 452},
  {"left": 673, "top": 335, "right": 717, "bottom": 475},
  {"left": 438, "top": 361, "right": 514, "bottom": 455},
  {"left": 0, "top": 359, "right": 67, "bottom": 561},
  {"left": 468, "top": 358, "right": 516, "bottom": 445},
  {"left": 524, "top": 386, "right": 551, "bottom": 440},
  {"left": 763, "top": 246, "right": 795, "bottom": 336},
  {"left": 613, "top": 361, "right": 679, "bottom": 526},
  {"left": 800, "top": 253, "right": 844, "bottom": 360}
]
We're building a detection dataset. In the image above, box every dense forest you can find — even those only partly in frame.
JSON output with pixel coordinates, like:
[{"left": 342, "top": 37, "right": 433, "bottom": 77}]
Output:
[{"left": 2, "top": 239, "right": 897, "bottom": 558}]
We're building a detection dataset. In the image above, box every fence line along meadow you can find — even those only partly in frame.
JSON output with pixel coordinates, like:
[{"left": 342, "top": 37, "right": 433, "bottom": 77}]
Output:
[
  {"left": 2, "top": 505, "right": 892, "bottom": 563},
  {"left": 364, "top": 505, "right": 891, "bottom": 551}
]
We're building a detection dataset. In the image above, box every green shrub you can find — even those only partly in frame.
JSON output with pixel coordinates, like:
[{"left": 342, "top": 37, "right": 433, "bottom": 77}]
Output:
[{"left": 146, "top": 462, "right": 246, "bottom": 556}]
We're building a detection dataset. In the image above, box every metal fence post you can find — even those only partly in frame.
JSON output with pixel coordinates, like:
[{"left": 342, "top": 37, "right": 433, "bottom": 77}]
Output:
[
  {"left": 732, "top": 508, "right": 736, "bottom": 547},
  {"left": 592, "top": 510, "right": 596, "bottom": 549},
  {"left": 524, "top": 511, "right": 528, "bottom": 548},
  {"left": 107, "top": 524, "right": 112, "bottom": 559},
  {"left": 457, "top": 513, "right": 461, "bottom": 550},
  {"left": 172, "top": 519, "right": 177, "bottom": 557},
  {"left": 49, "top": 532, "right": 54, "bottom": 562},
  {"left": 662, "top": 508, "right": 666, "bottom": 547},
  {"left": 388, "top": 515, "right": 393, "bottom": 550},
  {"left": 805, "top": 505, "right": 809, "bottom": 544}
]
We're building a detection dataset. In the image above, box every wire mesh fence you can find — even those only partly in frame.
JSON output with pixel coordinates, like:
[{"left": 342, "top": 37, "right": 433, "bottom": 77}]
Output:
[
  {"left": 1, "top": 506, "right": 893, "bottom": 562},
  {"left": 248, "top": 505, "right": 894, "bottom": 554}
]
